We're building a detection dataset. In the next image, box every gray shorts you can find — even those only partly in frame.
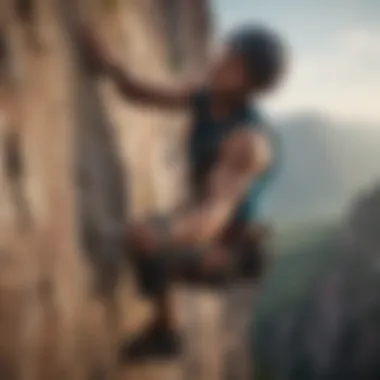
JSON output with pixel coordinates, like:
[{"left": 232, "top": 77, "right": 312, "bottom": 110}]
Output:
[{"left": 134, "top": 216, "right": 270, "bottom": 296}]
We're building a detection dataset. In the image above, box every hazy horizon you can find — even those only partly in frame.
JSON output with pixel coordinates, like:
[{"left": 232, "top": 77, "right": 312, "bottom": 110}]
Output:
[{"left": 258, "top": 113, "right": 380, "bottom": 224}]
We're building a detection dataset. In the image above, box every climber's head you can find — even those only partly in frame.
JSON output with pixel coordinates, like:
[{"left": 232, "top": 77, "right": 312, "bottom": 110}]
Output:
[{"left": 209, "top": 25, "right": 288, "bottom": 100}]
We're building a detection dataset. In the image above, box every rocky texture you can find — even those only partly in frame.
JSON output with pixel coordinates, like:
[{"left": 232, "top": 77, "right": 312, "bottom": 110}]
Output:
[
  {"left": 252, "top": 183, "right": 380, "bottom": 380},
  {"left": 0, "top": 0, "right": 212, "bottom": 379}
]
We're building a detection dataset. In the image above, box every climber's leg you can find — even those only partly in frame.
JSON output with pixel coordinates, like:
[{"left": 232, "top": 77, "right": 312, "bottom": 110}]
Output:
[
  {"left": 119, "top": 243, "right": 229, "bottom": 363},
  {"left": 118, "top": 289, "right": 181, "bottom": 363},
  {"left": 118, "top": 216, "right": 183, "bottom": 363},
  {"left": 119, "top": 218, "right": 270, "bottom": 363}
]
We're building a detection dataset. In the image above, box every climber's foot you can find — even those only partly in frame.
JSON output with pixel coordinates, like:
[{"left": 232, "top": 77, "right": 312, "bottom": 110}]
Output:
[{"left": 118, "top": 323, "right": 182, "bottom": 363}]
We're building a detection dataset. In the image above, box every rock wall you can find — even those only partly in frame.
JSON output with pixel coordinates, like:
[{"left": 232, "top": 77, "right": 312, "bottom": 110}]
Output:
[
  {"left": 252, "top": 182, "right": 380, "bottom": 380},
  {"left": 0, "top": 0, "right": 212, "bottom": 379}
]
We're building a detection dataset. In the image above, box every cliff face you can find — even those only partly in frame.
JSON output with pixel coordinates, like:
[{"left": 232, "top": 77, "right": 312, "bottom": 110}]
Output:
[
  {"left": 0, "top": 0, "right": 210, "bottom": 378},
  {"left": 252, "top": 183, "right": 380, "bottom": 380}
]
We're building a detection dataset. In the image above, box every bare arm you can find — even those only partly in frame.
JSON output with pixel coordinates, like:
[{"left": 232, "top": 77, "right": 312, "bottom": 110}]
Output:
[
  {"left": 105, "top": 63, "right": 193, "bottom": 109},
  {"left": 79, "top": 25, "right": 193, "bottom": 109},
  {"left": 171, "top": 128, "right": 272, "bottom": 246}
]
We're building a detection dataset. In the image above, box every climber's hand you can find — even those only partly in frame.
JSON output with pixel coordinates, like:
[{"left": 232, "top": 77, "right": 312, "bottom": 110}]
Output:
[{"left": 129, "top": 222, "right": 162, "bottom": 255}]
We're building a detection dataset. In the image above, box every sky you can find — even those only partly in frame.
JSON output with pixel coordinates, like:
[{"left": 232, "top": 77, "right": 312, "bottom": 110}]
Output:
[{"left": 212, "top": 0, "right": 380, "bottom": 124}]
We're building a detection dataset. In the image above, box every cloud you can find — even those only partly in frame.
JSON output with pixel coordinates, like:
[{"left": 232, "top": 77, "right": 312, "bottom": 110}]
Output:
[
  {"left": 212, "top": 0, "right": 380, "bottom": 124},
  {"left": 339, "top": 28, "right": 380, "bottom": 55},
  {"left": 268, "top": 28, "right": 380, "bottom": 124}
]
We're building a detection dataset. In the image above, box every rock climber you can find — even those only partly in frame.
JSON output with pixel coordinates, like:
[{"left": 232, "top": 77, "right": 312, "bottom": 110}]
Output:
[{"left": 80, "top": 23, "right": 288, "bottom": 362}]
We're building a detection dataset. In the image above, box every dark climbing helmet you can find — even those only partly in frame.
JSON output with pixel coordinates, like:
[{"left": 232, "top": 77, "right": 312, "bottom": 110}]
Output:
[{"left": 227, "top": 25, "right": 288, "bottom": 91}]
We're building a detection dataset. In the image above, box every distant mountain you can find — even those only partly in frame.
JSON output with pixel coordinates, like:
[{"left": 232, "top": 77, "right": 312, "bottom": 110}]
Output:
[
  {"left": 252, "top": 184, "right": 380, "bottom": 380},
  {"left": 260, "top": 112, "right": 380, "bottom": 224},
  {"left": 273, "top": 216, "right": 338, "bottom": 255}
]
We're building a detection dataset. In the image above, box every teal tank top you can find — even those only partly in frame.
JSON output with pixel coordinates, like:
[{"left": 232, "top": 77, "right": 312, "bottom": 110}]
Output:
[{"left": 188, "top": 89, "right": 280, "bottom": 224}]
